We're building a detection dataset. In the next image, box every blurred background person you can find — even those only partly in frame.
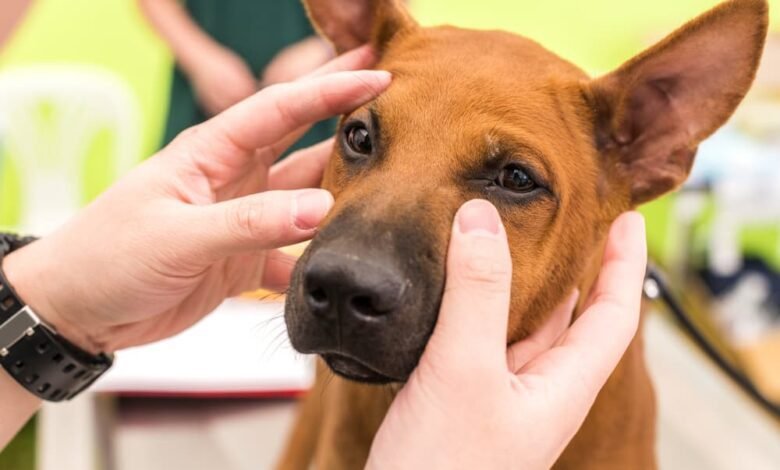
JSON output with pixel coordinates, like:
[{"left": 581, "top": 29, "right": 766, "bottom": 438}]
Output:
[
  {"left": 137, "top": 0, "right": 336, "bottom": 151},
  {"left": 0, "top": 0, "right": 32, "bottom": 49}
]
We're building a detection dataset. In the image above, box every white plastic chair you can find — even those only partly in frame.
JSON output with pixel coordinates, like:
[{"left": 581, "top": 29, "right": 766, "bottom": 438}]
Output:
[
  {"left": 0, "top": 64, "right": 140, "bottom": 233},
  {"left": 0, "top": 64, "right": 141, "bottom": 470}
]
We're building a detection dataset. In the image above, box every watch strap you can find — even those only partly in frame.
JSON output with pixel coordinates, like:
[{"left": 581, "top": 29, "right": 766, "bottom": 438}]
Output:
[
  {"left": 0, "top": 310, "right": 112, "bottom": 401},
  {"left": 0, "top": 233, "right": 37, "bottom": 257},
  {"left": 0, "top": 233, "right": 113, "bottom": 401},
  {"left": 0, "top": 234, "right": 36, "bottom": 324}
]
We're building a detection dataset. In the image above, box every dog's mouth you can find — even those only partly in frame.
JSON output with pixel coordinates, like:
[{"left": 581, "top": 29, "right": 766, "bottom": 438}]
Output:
[{"left": 322, "top": 353, "right": 398, "bottom": 384}]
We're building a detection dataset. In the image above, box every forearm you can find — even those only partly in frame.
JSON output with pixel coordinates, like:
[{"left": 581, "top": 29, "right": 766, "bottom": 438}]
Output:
[
  {"left": 0, "top": 245, "right": 92, "bottom": 450},
  {"left": 136, "top": 0, "right": 226, "bottom": 74},
  {"left": 0, "top": 367, "right": 40, "bottom": 450}
]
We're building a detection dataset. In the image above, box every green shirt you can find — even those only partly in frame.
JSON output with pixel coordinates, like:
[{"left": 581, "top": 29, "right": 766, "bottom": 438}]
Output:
[{"left": 162, "top": 0, "right": 335, "bottom": 153}]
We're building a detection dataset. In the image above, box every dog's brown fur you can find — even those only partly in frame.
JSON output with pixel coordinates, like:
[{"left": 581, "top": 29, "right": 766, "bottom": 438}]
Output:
[{"left": 277, "top": 1, "right": 769, "bottom": 468}]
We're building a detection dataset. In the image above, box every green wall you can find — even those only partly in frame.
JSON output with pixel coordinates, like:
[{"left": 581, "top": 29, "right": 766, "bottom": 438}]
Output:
[
  {"left": 0, "top": 0, "right": 776, "bottom": 247},
  {"left": 411, "top": 0, "right": 780, "bottom": 73},
  {"left": 0, "top": 0, "right": 171, "bottom": 227}
]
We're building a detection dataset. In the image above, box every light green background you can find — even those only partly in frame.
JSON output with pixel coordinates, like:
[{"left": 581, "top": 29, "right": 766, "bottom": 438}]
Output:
[
  {"left": 0, "top": 0, "right": 778, "bottom": 242},
  {"left": 0, "top": 0, "right": 171, "bottom": 227},
  {"left": 412, "top": 0, "right": 780, "bottom": 72}
]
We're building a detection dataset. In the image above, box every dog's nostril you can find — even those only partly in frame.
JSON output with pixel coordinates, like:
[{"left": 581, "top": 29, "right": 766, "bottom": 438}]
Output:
[
  {"left": 309, "top": 287, "right": 327, "bottom": 304},
  {"left": 306, "top": 286, "right": 330, "bottom": 313},
  {"left": 302, "top": 251, "right": 404, "bottom": 320},
  {"left": 349, "top": 295, "right": 387, "bottom": 317}
]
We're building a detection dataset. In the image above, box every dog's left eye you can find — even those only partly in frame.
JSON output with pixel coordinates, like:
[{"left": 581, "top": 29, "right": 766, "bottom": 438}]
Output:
[
  {"left": 497, "top": 165, "right": 537, "bottom": 192},
  {"left": 345, "top": 123, "right": 373, "bottom": 155}
]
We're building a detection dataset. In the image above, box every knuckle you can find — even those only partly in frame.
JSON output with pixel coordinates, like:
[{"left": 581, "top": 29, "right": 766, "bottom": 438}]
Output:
[
  {"left": 227, "top": 198, "right": 266, "bottom": 241},
  {"left": 175, "top": 125, "right": 205, "bottom": 146},
  {"left": 269, "top": 86, "right": 301, "bottom": 129},
  {"left": 454, "top": 251, "right": 511, "bottom": 292}
]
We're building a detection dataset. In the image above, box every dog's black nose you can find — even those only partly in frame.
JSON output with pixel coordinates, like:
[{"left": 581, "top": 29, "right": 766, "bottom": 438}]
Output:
[{"left": 303, "top": 250, "right": 406, "bottom": 319}]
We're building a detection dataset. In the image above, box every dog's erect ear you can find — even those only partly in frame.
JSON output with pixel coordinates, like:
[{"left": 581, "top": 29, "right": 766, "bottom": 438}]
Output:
[
  {"left": 302, "top": 0, "right": 416, "bottom": 54},
  {"left": 591, "top": 0, "right": 768, "bottom": 205}
]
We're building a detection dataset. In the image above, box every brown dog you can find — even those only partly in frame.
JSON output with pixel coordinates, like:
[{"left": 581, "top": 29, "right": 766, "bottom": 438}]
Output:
[{"left": 277, "top": 0, "right": 769, "bottom": 468}]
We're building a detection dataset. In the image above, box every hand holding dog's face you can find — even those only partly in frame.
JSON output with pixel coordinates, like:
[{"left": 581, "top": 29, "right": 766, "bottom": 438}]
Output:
[
  {"left": 4, "top": 49, "right": 389, "bottom": 356},
  {"left": 367, "top": 208, "right": 647, "bottom": 470},
  {"left": 285, "top": 0, "right": 769, "bottom": 383}
]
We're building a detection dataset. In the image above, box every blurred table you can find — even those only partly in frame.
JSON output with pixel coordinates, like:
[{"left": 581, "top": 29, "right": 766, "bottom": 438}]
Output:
[{"left": 37, "top": 312, "right": 780, "bottom": 470}]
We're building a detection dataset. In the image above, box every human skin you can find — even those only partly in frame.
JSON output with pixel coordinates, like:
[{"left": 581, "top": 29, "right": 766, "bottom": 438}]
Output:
[
  {"left": 137, "top": 0, "right": 258, "bottom": 116},
  {"left": 367, "top": 207, "right": 647, "bottom": 470},
  {"left": 0, "top": 46, "right": 387, "bottom": 449},
  {"left": 137, "top": 0, "right": 332, "bottom": 116},
  {"left": 0, "top": 40, "right": 647, "bottom": 466}
]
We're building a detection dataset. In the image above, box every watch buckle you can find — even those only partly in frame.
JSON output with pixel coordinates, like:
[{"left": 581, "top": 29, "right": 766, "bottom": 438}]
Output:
[{"left": 0, "top": 306, "right": 41, "bottom": 356}]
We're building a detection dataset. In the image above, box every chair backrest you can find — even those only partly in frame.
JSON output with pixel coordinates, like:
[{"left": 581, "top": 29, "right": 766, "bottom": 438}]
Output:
[{"left": 0, "top": 64, "right": 140, "bottom": 233}]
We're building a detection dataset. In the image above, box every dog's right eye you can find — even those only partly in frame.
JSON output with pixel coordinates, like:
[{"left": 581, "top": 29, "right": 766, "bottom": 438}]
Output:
[
  {"left": 345, "top": 123, "right": 373, "bottom": 155},
  {"left": 497, "top": 165, "right": 537, "bottom": 193}
]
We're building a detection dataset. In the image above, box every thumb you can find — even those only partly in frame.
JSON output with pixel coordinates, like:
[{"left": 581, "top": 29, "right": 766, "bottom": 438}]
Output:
[
  {"left": 190, "top": 189, "right": 333, "bottom": 259},
  {"left": 422, "top": 199, "right": 512, "bottom": 372}
]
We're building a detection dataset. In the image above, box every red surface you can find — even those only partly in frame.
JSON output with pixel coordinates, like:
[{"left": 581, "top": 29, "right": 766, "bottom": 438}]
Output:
[{"left": 99, "top": 388, "right": 308, "bottom": 399}]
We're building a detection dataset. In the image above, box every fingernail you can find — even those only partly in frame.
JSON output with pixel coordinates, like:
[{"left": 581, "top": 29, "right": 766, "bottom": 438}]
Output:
[
  {"left": 293, "top": 190, "right": 334, "bottom": 230},
  {"left": 614, "top": 211, "right": 645, "bottom": 239},
  {"left": 457, "top": 199, "right": 501, "bottom": 236}
]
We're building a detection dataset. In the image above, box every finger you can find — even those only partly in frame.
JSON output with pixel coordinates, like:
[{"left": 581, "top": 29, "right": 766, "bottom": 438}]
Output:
[
  {"left": 253, "top": 46, "right": 373, "bottom": 160},
  {"left": 519, "top": 212, "right": 647, "bottom": 394},
  {"left": 204, "top": 70, "right": 390, "bottom": 157},
  {"left": 303, "top": 44, "right": 376, "bottom": 79},
  {"left": 190, "top": 189, "right": 334, "bottom": 258},
  {"left": 562, "top": 211, "right": 646, "bottom": 372},
  {"left": 261, "top": 249, "right": 299, "bottom": 291},
  {"left": 268, "top": 138, "right": 334, "bottom": 190},
  {"left": 506, "top": 290, "right": 578, "bottom": 373},
  {"left": 422, "top": 199, "right": 512, "bottom": 371},
  {"left": 251, "top": 44, "right": 374, "bottom": 161},
  {"left": 255, "top": 125, "right": 317, "bottom": 168}
]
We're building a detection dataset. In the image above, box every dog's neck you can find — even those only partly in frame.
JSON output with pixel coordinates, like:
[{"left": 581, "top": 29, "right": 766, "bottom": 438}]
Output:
[{"left": 574, "top": 233, "right": 609, "bottom": 319}]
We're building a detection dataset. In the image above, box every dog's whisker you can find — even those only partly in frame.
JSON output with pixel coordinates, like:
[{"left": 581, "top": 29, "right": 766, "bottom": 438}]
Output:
[
  {"left": 259, "top": 328, "right": 291, "bottom": 360},
  {"left": 319, "top": 369, "right": 336, "bottom": 405},
  {"left": 253, "top": 314, "right": 285, "bottom": 333}
]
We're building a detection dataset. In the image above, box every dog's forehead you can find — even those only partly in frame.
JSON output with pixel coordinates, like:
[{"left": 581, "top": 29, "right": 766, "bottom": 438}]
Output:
[
  {"left": 367, "top": 26, "right": 592, "bottom": 174},
  {"left": 382, "top": 26, "right": 588, "bottom": 87}
]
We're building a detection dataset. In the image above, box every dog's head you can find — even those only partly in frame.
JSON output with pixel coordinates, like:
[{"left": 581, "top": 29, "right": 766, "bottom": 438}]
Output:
[{"left": 285, "top": 0, "right": 768, "bottom": 383}]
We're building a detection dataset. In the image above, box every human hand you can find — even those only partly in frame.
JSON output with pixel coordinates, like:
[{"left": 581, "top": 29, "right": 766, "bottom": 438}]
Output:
[
  {"left": 367, "top": 201, "right": 647, "bottom": 470},
  {"left": 187, "top": 45, "right": 258, "bottom": 116},
  {"left": 3, "top": 46, "right": 387, "bottom": 355},
  {"left": 261, "top": 36, "right": 335, "bottom": 87}
]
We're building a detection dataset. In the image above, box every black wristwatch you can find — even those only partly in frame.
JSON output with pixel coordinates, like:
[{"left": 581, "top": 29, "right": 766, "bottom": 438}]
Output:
[{"left": 0, "top": 233, "right": 113, "bottom": 401}]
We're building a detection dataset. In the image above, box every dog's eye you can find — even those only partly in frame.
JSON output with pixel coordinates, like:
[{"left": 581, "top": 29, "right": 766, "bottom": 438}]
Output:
[
  {"left": 345, "top": 124, "right": 373, "bottom": 155},
  {"left": 497, "top": 165, "right": 537, "bottom": 192}
]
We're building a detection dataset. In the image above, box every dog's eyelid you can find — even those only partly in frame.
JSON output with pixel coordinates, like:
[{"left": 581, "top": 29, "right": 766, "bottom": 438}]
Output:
[
  {"left": 368, "top": 105, "right": 381, "bottom": 123},
  {"left": 483, "top": 132, "right": 553, "bottom": 185},
  {"left": 369, "top": 107, "right": 382, "bottom": 143},
  {"left": 482, "top": 151, "right": 551, "bottom": 192}
]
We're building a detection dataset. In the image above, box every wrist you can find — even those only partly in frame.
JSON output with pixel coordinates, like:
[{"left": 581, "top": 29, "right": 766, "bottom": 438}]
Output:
[
  {"left": 2, "top": 246, "right": 103, "bottom": 355},
  {"left": 0, "top": 362, "right": 40, "bottom": 447},
  {"left": 179, "top": 42, "right": 233, "bottom": 78}
]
